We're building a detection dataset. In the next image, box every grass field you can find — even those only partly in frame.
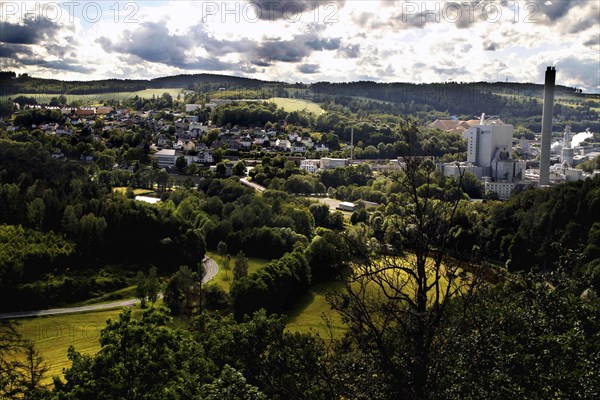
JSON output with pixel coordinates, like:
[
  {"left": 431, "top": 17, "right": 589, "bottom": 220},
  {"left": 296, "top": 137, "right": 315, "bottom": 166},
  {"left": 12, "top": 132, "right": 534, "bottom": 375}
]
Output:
[
  {"left": 1, "top": 88, "right": 190, "bottom": 106},
  {"left": 12, "top": 308, "right": 128, "bottom": 384},
  {"left": 286, "top": 280, "right": 345, "bottom": 339},
  {"left": 112, "top": 187, "right": 155, "bottom": 196},
  {"left": 268, "top": 97, "right": 325, "bottom": 115},
  {"left": 205, "top": 250, "right": 271, "bottom": 292}
]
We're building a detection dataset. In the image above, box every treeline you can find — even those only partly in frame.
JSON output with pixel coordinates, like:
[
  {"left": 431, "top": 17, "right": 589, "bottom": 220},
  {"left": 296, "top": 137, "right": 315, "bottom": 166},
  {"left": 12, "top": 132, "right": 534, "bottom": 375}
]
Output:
[
  {"left": 478, "top": 176, "right": 600, "bottom": 287},
  {"left": 209, "top": 101, "right": 288, "bottom": 127},
  {"left": 230, "top": 250, "right": 310, "bottom": 320},
  {"left": 0, "top": 139, "right": 205, "bottom": 311}
]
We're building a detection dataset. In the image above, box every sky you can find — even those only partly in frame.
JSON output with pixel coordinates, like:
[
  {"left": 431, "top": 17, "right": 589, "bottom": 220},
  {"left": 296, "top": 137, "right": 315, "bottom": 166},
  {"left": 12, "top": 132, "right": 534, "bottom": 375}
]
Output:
[{"left": 1, "top": 0, "right": 599, "bottom": 92}]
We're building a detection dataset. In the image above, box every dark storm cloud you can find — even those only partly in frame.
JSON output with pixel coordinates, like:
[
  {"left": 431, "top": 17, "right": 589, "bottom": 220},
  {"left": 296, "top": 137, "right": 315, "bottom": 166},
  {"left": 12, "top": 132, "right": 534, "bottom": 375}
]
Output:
[
  {"left": 251, "top": 0, "right": 346, "bottom": 21},
  {"left": 0, "top": 17, "right": 61, "bottom": 44},
  {"left": 298, "top": 63, "right": 320, "bottom": 74}
]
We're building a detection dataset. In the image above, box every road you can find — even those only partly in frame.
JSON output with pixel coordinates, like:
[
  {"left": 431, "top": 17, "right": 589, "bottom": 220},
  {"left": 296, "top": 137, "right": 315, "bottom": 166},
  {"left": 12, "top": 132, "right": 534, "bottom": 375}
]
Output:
[
  {"left": 202, "top": 257, "right": 219, "bottom": 283},
  {"left": 0, "top": 257, "right": 220, "bottom": 320},
  {"left": 240, "top": 177, "right": 266, "bottom": 192}
]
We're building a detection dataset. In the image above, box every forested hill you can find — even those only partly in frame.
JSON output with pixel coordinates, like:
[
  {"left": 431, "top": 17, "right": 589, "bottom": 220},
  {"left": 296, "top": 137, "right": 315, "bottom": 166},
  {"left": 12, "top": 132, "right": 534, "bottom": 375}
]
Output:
[
  {"left": 1, "top": 70, "right": 588, "bottom": 98},
  {"left": 0, "top": 71, "right": 272, "bottom": 95}
]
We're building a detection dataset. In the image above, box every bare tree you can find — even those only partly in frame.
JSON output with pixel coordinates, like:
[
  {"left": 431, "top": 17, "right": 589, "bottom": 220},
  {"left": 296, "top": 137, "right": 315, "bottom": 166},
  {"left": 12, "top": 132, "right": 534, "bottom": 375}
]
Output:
[{"left": 330, "top": 120, "right": 482, "bottom": 400}]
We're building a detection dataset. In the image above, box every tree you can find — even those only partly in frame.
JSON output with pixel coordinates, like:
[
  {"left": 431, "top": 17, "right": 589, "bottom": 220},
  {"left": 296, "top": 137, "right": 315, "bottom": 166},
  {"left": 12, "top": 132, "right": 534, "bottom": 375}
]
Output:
[
  {"left": 135, "top": 270, "right": 148, "bottom": 308},
  {"left": 146, "top": 266, "right": 160, "bottom": 305},
  {"left": 222, "top": 254, "right": 232, "bottom": 279},
  {"left": 234, "top": 251, "right": 249, "bottom": 281},
  {"left": 330, "top": 120, "right": 480, "bottom": 400},
  {"left": 201, "top": 365, "right": 266, "bottom": 400},
  {"left": 55, "top": 307, "right": 211, "bottom": 399},
  {"left": 176, "top": 155, "right": 187, "bottom": 174},
  {"left": 164, "top": 265, "right": 202, "bottom": 317},
  {"left": 217, "top": 241, "right": 228, "bottom": 261},
  {"left": 1, "top": 322, "right": 49, "bottom": 398},
  {"left": 233, "top": 161, "right": 246, "bottom": 176}
]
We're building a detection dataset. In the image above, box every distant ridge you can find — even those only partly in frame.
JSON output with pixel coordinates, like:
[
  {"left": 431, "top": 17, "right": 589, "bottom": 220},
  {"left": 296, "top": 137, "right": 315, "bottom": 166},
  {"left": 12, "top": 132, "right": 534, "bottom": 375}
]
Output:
[{"left": 0, "top": 71, "right": 587, "bottom": 97}]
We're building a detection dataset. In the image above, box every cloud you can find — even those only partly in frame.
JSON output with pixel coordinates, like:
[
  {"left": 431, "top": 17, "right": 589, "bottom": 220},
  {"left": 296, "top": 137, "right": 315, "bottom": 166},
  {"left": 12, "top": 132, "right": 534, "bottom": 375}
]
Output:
[
  {"left": 251, "top": 0, "right": 346, "bottom": 21},
  {"left": 484, "top": 41, "right": 498, "bottom": 51},
  {"left": 298, "top": 63, "right": 320, "bottom": 74},
  {"left": 0, "top": 43, "right": 33, "bottom": 58},
  {"left": 0, "top": 17, "right": 63, "bottom": 44},
  {"left": 251, "top": 33, "right": 341, "bottom": 65},
  {"left": 339, "top": 44, "right": 360, "bottom": 58},
  {"left": 98, "top": 22, "right": 191, "bottom": 66},
  {"left": 306, "top": 37, "right": 341, "bottom": 51}
]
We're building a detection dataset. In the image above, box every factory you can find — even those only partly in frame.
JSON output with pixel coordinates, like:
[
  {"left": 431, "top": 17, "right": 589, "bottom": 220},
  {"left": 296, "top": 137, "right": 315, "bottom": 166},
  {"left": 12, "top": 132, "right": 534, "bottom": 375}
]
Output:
[{"left": 442, "top": 66, "right": 598, "bottom": 200}]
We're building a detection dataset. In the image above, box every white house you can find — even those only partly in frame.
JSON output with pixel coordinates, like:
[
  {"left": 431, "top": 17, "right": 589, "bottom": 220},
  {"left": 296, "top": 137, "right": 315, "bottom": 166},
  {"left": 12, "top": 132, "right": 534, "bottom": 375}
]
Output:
[{"left": 300, "top": 159, "right": 320, "bottom": 173}]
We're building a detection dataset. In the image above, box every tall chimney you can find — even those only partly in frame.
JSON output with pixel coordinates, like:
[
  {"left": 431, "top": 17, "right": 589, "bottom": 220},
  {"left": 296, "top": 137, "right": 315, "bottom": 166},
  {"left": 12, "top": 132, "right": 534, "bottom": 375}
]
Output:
[{"left": 539, "top": 66, "right": 556, "bottom": 186}]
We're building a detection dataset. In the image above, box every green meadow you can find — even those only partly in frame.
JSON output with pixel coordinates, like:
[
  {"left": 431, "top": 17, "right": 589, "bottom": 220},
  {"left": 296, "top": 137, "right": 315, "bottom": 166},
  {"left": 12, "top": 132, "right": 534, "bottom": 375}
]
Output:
[
  {"left": 12, "top": 308, "right": 128, "bottom": 384},
  {"left": 1, "top": 88, "right": 191, "bottom": 106},
  {"left": 268, "top": 97, "right": 325, "bottom": 115}
]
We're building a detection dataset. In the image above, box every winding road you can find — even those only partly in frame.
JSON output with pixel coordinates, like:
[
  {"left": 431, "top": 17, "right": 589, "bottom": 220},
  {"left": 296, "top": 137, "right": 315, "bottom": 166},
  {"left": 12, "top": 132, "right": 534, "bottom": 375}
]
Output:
[{"left": 0, "top": 257, "right": 220, "bottom": 320}]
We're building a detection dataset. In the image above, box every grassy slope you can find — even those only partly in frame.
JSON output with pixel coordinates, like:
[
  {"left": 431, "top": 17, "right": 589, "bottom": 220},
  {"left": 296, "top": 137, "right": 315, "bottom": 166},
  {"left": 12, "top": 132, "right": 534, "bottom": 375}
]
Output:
[
  {"left": 13, "top": 309, "right": 126, "bottom": 384},
  {"left": 1, "top": 88, "right": 190, "bottom": 106},
  {"left": 268, "top": 97, "right": 325, "bottom": 115},
  {"left": 205, "top": 250, "right": 271, "bottom": 292},
  {"left": 285, "top": 280, "right": 345, "bottom": 339}
]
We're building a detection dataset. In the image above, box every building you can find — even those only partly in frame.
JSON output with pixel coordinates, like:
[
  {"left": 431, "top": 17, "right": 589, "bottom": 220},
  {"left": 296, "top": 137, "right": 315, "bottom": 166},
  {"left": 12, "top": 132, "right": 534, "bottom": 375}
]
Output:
[
  {"left": 154, "top": 149, "right": 176, "bottom": 168},
  {"left": 320, "top": 158, "right": 349, "bottom": 169},
  {"left": 442, "top": 115, "right": 525, "bottom": 199},
  {"left": 300, "top": 159, "right": 320, "bottom": 173},
  {"left": 337, "top": 202, "right": 355, "bottom": 212}
]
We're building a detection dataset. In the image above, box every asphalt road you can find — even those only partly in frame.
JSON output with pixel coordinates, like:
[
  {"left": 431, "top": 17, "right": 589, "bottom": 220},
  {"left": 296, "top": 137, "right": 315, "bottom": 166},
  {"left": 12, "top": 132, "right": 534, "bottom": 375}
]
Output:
[
  {"left": 202, "top": 257, "right": 219, "bottom": 283},
  {"left": 240, "top": 177, "right": 266, "bottom": 192},
  {"left": 0, "top": 257, "right": 220, "bottom": 320}
]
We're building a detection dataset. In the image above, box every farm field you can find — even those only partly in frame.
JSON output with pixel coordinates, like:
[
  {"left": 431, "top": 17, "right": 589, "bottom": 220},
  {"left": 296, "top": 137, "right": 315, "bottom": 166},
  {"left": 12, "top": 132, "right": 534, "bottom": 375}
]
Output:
[
  {"left": 268, "top": 97, "right": 325, "bottom": 115},
  {"left": 1, "top": 88, "right": 190, "bottom": 105}
]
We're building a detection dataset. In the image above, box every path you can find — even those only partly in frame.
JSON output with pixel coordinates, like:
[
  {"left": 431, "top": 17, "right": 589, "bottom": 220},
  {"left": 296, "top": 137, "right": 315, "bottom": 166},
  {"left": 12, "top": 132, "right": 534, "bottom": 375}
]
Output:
[{"left": 0, "top": 257, "right": 220, "bottom": 320}]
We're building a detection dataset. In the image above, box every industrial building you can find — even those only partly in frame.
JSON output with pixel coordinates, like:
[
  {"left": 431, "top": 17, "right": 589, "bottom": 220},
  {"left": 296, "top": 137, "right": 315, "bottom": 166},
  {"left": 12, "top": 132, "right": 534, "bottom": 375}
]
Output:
[{"left": 441, "top": 114, "right": 525, "bottom": 199}]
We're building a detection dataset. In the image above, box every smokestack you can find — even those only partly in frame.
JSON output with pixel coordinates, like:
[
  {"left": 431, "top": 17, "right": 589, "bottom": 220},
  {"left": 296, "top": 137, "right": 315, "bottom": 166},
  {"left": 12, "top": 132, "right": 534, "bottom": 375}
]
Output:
[{"left": 539, "top": 66, "right": 556, "bottom": 186}]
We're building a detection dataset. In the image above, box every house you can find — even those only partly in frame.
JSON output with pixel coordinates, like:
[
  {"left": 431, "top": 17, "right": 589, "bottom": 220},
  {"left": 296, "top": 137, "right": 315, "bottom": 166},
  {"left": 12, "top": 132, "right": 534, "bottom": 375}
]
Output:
[
  {"left": 275, "top": 139, "right": 291, "bottom": 151},
  {"left": 175, "top": 139, "right": 196, "bottom": 152},
  {"left": 301, "top": 137, "right": 314, "bottom": 148},
  {"left": 154, "top": 149, "right": 176, "bottom": 168},
  {"left": 76, "top": 107, "right": 96, "bottom": 116},
  {"left": 290, "top": 144, "right": 306, "bottom": 153},
  {"left": 156, "top": 134, "right": 170, "bottom": 148},
  {"left": 254, "top": 135, "right": 268, "bottom": 146},
  {"left": 314, "top": 143, "right": 329, "bottom": 153},
  {"left": 240, "top": 135, "right": 253, "bottom": 149},
  {"left": 97, "top": 106, "right": 113, "bottom": 115},
  {"left": 185, "top": 104, "right": 202, "bottom": 112}
]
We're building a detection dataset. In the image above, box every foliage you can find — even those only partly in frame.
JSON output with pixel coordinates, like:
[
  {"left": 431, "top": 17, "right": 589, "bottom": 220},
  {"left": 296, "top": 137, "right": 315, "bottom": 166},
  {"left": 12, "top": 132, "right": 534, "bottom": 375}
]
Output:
[
  {"left": 55, "top": 307, "right": 212, "bottom": 399},
  {"left": 230, "top": 251, "right": 311, "bottom": 320}
]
